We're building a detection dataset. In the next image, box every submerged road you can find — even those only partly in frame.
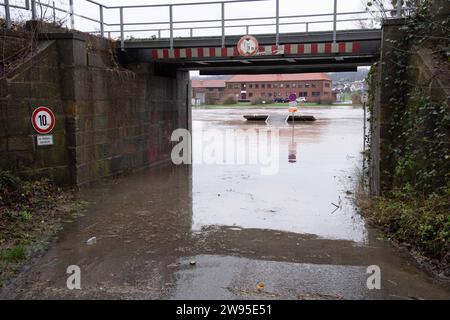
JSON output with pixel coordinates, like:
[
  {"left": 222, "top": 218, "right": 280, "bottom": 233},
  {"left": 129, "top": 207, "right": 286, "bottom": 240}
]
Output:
[{"left": 2, "top": 107, "right": 449, "bottom": 299}]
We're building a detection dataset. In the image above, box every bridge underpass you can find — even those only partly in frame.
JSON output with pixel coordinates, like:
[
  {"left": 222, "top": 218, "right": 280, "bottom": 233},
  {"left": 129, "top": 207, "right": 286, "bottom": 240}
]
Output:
[
  {"left": 120, "top": 29, "right": 381, "bottom": 74},
  {"left": 0, "top": 0, "right": 408, "bottom": 190},
  {"left": 3, "top": 0, "right": 450, "bottom": 301}
]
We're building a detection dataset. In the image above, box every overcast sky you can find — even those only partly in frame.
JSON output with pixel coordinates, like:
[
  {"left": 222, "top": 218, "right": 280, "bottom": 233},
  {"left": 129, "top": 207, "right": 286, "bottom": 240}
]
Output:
[
  {"left": 3, "top": 0, "right": 383, "bottom": 76},
  {"left": 4, "top": 0, "right": 392, "bottom": 38}
]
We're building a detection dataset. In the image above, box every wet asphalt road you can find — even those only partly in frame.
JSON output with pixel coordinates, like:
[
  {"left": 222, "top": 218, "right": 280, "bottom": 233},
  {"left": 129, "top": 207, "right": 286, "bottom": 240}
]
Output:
[{"left": 1, "top": 107, "right": 449, "bottom": 299}]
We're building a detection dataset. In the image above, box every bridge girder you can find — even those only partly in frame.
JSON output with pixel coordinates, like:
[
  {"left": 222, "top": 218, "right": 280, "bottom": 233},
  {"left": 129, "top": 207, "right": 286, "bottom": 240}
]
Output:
[{"left": 119, "top": 29, "right": 381, "bottom": 74}]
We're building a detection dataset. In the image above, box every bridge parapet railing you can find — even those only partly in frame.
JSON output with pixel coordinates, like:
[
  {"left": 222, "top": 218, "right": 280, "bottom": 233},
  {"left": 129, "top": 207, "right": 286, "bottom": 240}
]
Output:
[{"left": 1, "top": 0, "right": 410, "bottom": 50}]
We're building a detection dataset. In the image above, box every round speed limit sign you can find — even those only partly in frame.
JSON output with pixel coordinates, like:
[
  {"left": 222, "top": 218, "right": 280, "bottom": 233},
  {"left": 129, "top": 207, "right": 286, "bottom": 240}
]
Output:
[{"left": 31, "top": 107, "right": 55, "bottom": 134}]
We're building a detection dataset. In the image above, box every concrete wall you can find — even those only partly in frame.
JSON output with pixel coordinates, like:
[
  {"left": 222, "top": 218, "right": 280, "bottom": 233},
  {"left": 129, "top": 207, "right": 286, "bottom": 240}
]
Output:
[
  {"left": 0, "top": 29, "right": 190, "bottom": 185},
  {"left": 0, "top": 30, "right": 71, "bottom": 183}
]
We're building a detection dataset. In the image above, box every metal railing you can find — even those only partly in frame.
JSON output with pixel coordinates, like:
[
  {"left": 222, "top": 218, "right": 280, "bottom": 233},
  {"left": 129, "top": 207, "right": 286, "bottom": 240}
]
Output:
[{"left": 1, "top": 0, "right": 407, "bottom": 50}]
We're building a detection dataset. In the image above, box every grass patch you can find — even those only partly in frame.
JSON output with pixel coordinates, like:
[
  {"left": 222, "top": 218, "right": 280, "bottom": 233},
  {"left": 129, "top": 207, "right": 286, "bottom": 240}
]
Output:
[
  {"left": 0, "top": 171, "right": 81, "bottom": 285},
  {"left": 0, "top": 246, "right": 27, "bottom": 263},
  {"left": 357, "top": 186, "right": 450, "bottom": 276},
  {"left": 195, "top": 102, "right": 322, "bottom": 109}
]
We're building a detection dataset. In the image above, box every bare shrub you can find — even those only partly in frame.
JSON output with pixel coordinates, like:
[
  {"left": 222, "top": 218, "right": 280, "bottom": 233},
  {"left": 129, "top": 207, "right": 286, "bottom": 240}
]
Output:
[{"left": 221, "top": 94, "right": 237, "bottom": 105}]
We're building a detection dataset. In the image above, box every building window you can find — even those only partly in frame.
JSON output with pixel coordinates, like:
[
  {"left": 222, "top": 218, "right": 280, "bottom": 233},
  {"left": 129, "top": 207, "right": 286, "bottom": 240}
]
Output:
[
  {"left": 234, "top": 84, "right": 239, "bottom": 89},
  {"left": 298, "top": 83, "right": 303, "bottom": 88},
  {"left": 312, "top": 83, "right": 316, "bottom": 88},
  {"left": 261, "top": 84, "right": 266, "bottom": 89},
  {"left": 261, "top": 92, "right": 266, "bottom": 97},
  {"left": 249, "top": 84, "right": 253, "bottom": 89},
  {"left": 280, "top": 83, "right": 284, "bottom": 88},
  {"left": 292, "top": 83, "right": 297, "bottom": 88},
  {"left": 267, "top": 84, "right": 272, "bottom": 89},
  {"left": 299, "top": 92, "right": 308, "bottom": 97},
  {"left": 228, "top": 84, "right": 233, "bottom": 89},
  {"left": 249, "top": 92, "right": 253, "bottom": 97},
  {"left": 218, "top": 88, "right": 223, "bottom": 92},
  {"left": 208, "top": 88, "right": 214, "bottom": 91},
  {"left": 273, "top": 83, "right": 279, "bottom": 88},
  {"left": 255, "top": 84, "right": 259, "bottom": 89},
  {"left": 325, "top": 82, "right": 330, "bottom": 88},
  {"left": 285, "top": 83, "right": 290, "bottom": 88},
  {"left": 324, "top": 92, "right": 330, "bottom": 95},
  {"left": 312, "top": 92, "right": 320, "bottom": 97},
  {"left": 305, "top": 83, "right": 310, "bottom": 88},
  {"left": 268, "top": 93, "right": 273, "bottom": 97}
]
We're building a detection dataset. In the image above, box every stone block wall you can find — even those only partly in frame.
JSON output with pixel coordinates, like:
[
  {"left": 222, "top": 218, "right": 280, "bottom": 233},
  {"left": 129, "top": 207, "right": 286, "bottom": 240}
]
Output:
[
  {"left": 0, "top": 29, "right": 190, "bottom": 185},
  {"left": 0, "top": 34, "right": 71, "bottom": 183}
]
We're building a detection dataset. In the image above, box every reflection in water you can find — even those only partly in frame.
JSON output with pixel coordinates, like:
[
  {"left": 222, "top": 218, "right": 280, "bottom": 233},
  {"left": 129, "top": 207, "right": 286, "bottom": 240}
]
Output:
[
  {"left": 288, "top": 122, "right": 298, "bottom": 164},
  {"left": 192, "top": 108, "right": 368, "bottom": 243}
]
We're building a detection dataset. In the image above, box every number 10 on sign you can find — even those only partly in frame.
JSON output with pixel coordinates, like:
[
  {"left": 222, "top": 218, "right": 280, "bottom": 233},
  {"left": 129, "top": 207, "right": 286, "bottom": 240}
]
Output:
[{"left": 31, "top": 107, "right": 55, "bottom": 135}]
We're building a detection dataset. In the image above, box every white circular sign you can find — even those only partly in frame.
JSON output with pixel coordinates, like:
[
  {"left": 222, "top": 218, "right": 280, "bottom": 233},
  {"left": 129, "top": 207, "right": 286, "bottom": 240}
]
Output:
[
  {"left": 237, "top": 35, "right": 259, "bottom": 56},
  {"left": 32, "top": 107, "right": 55, "bottom": 134}
]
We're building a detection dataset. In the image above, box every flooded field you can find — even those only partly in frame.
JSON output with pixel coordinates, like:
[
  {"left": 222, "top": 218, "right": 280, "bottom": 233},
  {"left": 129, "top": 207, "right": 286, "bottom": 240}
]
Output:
[{"left": 1, "top": 107, "right": 449, "bottom": 300}]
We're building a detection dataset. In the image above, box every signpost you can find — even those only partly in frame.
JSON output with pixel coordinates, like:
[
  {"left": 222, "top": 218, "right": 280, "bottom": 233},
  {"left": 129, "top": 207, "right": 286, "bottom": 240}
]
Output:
[
  {"left": 289, "top": 93, "right": 297, "bottom": 102},
  {"left": 31, "top": 107, "right": 55, "bottom": 147}
]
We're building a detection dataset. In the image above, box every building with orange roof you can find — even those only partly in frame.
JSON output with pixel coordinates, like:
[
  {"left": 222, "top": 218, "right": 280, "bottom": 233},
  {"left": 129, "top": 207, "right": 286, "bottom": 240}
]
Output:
[
  {"left": 191, "top": 79, "right": 226, "bottom": 104},
  {"left": 224, "top": 73, "right": 334, "bottom": 103}
]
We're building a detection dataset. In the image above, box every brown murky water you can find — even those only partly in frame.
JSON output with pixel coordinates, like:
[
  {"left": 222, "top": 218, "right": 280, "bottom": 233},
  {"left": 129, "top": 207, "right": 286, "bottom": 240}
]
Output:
[{"left": 1, "top": 107, "right": 449, "bottom": 300}]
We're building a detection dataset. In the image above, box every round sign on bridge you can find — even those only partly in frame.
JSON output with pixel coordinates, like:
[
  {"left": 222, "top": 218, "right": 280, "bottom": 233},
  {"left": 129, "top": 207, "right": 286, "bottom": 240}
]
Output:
[
  {"left": 32, "top": 107, "right": 55, "bottom": 134},
  {"left": 237, "top": 35, "right": 259, "bottom": 57}
]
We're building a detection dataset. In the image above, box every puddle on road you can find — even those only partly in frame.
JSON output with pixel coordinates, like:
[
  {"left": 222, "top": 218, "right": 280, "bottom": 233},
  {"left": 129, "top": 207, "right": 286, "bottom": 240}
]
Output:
[{"left": 2, "top": 107, "right": 449, "bottom": 300}]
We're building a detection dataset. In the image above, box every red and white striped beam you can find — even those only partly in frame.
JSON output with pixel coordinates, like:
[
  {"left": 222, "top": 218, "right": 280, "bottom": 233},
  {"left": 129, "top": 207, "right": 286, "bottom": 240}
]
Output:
[{"left": 150, "top": 42, "right": 361, "bottom": 60}]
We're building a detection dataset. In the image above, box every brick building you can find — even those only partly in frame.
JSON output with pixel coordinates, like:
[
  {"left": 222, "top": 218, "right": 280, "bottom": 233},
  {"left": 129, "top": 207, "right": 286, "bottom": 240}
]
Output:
[
  {"left": 192, "top": 79, "right": 226, "bottom": 105},
  {"left": 224, "top": 73, "right": 334, "bottom": 103}
]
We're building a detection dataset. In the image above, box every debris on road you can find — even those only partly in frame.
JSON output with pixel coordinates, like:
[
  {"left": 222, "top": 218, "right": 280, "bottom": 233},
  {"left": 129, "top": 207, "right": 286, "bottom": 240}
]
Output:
[{"left": 86, "top": 237, "right": 97, "bottom": 245}]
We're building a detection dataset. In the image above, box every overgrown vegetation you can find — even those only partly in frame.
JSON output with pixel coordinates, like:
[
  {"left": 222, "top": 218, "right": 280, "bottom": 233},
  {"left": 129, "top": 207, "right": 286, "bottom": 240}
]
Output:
[
  {"left": 250, "top": 97, "right": 265, "bottom": 105},
  {"left": 360, "top": 0, "right": 450, "bottom": 276},
  {"left": 0, "top": 171, "right": 81, "bottom": 285},
  {"left": 221, "top": 94, "right": 238, "bottom": 105}
]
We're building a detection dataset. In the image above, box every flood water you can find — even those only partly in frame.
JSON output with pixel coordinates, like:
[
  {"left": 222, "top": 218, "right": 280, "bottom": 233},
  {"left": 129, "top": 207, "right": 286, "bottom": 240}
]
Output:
[{"left": 2, "top": 107, "right": 449, "bottom": 300}]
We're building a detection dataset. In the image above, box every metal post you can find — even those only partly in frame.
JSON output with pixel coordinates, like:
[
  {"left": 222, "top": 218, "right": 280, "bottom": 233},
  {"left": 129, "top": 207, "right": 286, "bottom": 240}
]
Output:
[
  {"left": 53, "top": 1, "right": 56, "bottom": 23},
  {"left": 396, "top": 0, "right": 402, "bottom": 17},
  {"left": 275, "top": 0, "right": 279, "bottom": 46},
  {"left": 158, "top": 29, "right": 161, "bottom": 39},
  {"left": 190, "top": 28, "right": 193, "bottom": 37},
  {"left": 99, "top": 5, "right": 104, "bottom": 37},
  {"left": 4, "top": 0, "right": 11, "bottom": 28},
  {"left": 69, "top": 0, "right": 75, "bottom": 29},
  {"left": 31, "top": 0, "right": 36, "bottom": 20},
  {"left": 363, "top": 101, "right": 367, "bottom": 174},
  {"left": 333, "top": 0, "right": 337, "bottom": 43},
  {"left": 246, "top": 25, "right": 249, "bottom": 35},
  {"left": 120, "top": 7, "right": 125, "bottom": 50},
  {"left": 221, "top": 2, "right": 225, "bottom": 48},
  {"left": 169, "top": 5, "right": 174, "bottom": 50},
  {"left": 25, "top": 0, "right": 30, "bottom": 10},
  {"left": 306, "top": 22, "right": 309, "bottom": 33}
]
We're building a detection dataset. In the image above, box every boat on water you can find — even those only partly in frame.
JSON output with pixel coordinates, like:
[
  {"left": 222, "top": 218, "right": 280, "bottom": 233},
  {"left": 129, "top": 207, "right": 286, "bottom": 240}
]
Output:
[
  {"left": 286, "top": 115, "right": 316, "bottom": 122},
  {"left": 243, "top": 115, "right": 270, "bottom": 121}
]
